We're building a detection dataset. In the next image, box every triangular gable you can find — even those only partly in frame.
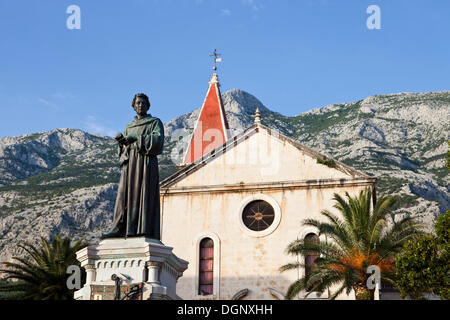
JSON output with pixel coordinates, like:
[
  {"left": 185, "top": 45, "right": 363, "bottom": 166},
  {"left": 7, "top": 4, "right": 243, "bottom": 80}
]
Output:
[
  {"left": 161, "top": 124, "right": 374, "bottom": 190},
  {"left": 183, "top": 73, "right": 230, "bottom": 165}
]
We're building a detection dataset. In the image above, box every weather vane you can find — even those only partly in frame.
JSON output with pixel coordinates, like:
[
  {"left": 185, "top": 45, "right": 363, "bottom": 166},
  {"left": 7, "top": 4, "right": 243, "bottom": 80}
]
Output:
[{"left": 210, "top": 49, "right": 222, "bottom": 71}]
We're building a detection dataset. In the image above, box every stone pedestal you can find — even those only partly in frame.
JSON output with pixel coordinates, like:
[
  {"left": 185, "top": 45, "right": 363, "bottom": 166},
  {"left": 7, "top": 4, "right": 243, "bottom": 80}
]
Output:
[{"left": 74, "top": 237, "right": 188, "bottom": 300}]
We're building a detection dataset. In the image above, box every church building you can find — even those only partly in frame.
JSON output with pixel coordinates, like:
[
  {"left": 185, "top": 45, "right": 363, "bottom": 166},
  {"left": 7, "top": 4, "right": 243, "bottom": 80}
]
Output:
[{"left": 159, "top": 60, "right": 377, "bottom": 300}]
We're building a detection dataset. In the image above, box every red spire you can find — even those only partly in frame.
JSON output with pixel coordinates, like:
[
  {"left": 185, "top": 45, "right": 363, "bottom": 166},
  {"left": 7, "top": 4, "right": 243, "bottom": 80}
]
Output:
[{"left": 183, "top": 73, "right": 230, "bottom": 165}]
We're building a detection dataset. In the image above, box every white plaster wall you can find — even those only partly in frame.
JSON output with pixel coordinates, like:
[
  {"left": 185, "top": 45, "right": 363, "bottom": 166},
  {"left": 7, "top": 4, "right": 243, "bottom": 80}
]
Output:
[{"left": 161, "top": 184, "right": 370, "bottom": 300}]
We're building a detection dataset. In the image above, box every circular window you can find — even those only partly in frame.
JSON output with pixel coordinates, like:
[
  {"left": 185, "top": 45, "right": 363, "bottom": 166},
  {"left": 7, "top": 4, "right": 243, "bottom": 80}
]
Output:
[{"left": 242, "top": 200, "right": 275, "bottom": 232}]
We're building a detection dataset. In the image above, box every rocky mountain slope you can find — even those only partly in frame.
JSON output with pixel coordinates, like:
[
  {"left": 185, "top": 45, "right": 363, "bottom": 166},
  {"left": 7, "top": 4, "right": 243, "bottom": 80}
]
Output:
[{"left": 0, "top": 89, "right": 449, "bottom": 263}]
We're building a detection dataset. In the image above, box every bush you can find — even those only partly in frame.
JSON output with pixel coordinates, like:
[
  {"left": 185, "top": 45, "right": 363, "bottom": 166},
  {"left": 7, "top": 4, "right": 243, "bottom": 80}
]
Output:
[{"left": 394, "top": 210, "right": 449, "bottom": 299}]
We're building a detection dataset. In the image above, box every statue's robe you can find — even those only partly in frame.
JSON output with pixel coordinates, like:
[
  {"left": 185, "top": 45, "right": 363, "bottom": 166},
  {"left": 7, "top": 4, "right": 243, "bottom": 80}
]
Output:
[{"left": 109, "top": 114, "right": 164, "bottom": 239}]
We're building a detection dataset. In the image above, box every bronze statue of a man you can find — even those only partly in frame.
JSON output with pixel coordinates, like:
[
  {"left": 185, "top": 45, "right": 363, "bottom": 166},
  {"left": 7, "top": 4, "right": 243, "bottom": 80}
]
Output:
[{"left": 102, "top": 93, "right": 164, "bottom": 239}]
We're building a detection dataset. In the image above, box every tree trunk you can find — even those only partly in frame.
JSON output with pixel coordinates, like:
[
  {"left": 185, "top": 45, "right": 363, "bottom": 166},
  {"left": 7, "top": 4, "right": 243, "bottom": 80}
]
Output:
[{"left": 353, "top": 283, "right": 375, "bottom": 300}]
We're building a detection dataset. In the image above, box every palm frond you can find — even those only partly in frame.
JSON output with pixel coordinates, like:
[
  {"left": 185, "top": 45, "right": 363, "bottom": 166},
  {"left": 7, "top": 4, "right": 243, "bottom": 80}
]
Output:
[
  {"left": 281, "top": 188, "right": 422, "bottom": 300},
  {"left": 0, "top": 235, "right": 88, "bottom": 300}
]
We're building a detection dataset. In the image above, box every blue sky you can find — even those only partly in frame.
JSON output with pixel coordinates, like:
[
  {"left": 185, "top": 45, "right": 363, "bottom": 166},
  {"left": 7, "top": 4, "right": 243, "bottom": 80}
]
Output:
[{"left": 0, "top": 0, "right": 449, "bottom": 138}]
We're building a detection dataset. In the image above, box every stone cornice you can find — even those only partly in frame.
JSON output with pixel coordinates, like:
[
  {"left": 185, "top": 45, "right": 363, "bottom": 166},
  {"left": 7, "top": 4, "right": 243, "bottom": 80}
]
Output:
[{"left": 161, "top": 177, "right": 377, "bottom": 195}]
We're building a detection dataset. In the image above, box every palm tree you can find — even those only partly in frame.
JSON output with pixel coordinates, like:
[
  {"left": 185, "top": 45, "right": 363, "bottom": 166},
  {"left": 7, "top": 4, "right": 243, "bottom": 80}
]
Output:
[
  {"left": 0, "top": 235, "right": 87, "bottom": 300},
  {"left": 280, "top": 188, "right": 424, "bottom": 300}
]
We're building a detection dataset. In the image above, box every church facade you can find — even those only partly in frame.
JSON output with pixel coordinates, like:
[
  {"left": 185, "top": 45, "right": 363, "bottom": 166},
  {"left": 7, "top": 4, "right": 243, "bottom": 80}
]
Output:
[{"left": 159, "top": 71, "right": 377, "bottom": 300}]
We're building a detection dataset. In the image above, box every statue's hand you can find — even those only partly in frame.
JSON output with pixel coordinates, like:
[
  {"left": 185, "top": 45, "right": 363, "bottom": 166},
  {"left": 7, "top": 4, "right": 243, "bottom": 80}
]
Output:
[
  {"left": 115, "top": 133, "right": 127, "bottom": 145},
  {"left": 125, "top": 134, "right": 138, "bottom": 143}
]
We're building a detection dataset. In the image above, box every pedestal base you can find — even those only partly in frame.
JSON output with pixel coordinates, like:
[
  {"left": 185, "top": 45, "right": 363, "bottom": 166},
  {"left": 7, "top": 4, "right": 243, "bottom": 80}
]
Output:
[{"left": 74, "top": 237, "right": 188, "bottom": 300}]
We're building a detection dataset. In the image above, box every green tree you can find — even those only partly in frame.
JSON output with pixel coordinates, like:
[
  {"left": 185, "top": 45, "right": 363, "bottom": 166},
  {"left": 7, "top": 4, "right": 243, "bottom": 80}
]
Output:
[
  {"left": 0, "top": 235, "right": 88, "bottom": 300},
  {"left": 280, "top": 188, "right": 424, "bottom": 300},
  {"left": 394, "top": 211, "right": 449, "bottom": 300}
]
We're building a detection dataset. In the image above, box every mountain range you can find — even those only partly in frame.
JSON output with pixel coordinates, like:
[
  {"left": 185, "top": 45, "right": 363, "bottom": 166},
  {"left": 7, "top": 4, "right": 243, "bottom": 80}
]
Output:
[{"left": 0, "top": 89, "right": 449, "bottom": 264}]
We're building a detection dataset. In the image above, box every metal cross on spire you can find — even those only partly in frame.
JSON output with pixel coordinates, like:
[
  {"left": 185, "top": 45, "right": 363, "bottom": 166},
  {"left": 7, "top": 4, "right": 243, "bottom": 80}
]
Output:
[{"left": 210, "top": 49, "right": 222, "bottom": 71}]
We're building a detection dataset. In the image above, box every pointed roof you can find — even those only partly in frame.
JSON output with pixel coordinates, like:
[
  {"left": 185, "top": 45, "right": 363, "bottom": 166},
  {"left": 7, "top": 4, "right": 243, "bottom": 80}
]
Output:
[{"left": 182, "top": 72, "right": 230, "bottom": 165}]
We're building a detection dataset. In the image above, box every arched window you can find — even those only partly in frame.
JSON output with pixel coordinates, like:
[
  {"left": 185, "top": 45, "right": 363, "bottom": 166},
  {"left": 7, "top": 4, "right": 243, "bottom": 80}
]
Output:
[
  {"left": 304, "top": 233, "right": 320, "bottom": 280},
  {"left": 199, "top": 238, "right": 214, "bottom": 295}
]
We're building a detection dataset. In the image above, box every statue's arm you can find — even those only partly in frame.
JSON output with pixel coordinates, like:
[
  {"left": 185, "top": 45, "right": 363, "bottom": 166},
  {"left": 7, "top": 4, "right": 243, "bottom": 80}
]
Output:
[
  {"left": 151, "top": 119, "right": 164, "bottom": 153},
  {"left": 131, "top": 119, "right": 164, "bottom": 155},
  {"left": 124, "top": 126, "right": 139, "bottom": 143},
  {"left": 116, "top": 128, "right": 130, "bottom": 165},
  {"left": 120, "top": 127, "right": 142, "bottom": 145}
]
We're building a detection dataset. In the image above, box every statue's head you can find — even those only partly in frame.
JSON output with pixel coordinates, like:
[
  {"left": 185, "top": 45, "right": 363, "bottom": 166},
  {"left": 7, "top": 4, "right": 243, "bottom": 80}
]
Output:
[{"left": 132, "top": 93, "right": 150, "bottom": 116}]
